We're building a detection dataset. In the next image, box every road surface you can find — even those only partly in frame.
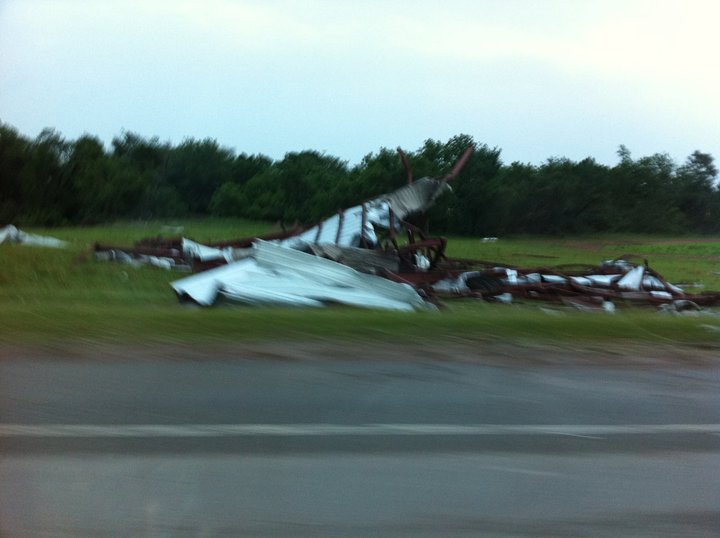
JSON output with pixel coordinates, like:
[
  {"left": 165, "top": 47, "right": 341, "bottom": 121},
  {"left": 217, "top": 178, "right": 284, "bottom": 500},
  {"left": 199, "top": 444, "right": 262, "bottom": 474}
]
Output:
[{"left": 1, "top": 345, "right": 719, "bottom": 536}]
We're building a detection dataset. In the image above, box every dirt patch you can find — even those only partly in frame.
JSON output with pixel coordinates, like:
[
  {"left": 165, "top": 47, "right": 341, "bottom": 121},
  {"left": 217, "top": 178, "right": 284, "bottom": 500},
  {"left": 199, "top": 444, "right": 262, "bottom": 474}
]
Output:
[{"left": 2, "top": 338, "right": 718, "bottom": 368}]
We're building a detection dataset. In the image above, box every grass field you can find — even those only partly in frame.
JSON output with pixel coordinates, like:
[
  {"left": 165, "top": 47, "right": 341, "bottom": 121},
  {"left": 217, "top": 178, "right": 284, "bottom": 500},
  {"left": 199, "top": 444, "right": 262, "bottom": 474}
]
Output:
[{"left": 2, "top": 219, "right": 720, "bottom": 347}]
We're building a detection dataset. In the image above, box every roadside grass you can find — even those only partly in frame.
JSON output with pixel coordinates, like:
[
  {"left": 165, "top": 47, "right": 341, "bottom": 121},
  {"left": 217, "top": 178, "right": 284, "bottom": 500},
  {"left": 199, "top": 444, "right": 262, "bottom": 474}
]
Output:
[{"left": 2, "top": 220, "right": 720, "bottom": 346}]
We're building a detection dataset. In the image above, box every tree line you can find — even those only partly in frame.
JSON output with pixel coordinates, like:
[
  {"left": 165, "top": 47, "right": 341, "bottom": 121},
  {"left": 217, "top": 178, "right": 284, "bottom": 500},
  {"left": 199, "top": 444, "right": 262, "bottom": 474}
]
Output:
[{"left": 1, "top": 123, "right": 718, "bottom": 235}]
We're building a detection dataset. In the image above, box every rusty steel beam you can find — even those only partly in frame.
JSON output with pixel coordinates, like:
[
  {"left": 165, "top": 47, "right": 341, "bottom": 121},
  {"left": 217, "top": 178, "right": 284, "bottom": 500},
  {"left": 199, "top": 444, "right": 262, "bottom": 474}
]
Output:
[
  {"left": 396, "top": 147, "right": 414, "bottom": 185},
  {"left": 442, "top": 145, "right": 474, "bottom": 182}
]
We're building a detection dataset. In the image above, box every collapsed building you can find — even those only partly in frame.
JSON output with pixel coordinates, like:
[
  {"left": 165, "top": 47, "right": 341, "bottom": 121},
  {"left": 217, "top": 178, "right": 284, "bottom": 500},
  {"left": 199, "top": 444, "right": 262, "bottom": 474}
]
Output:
[{"left": 94, "top": 147, "right": 720, "bottom": 311}]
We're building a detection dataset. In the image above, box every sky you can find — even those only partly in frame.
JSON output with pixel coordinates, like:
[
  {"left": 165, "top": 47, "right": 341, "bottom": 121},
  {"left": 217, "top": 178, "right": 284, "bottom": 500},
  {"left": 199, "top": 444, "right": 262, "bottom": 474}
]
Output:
[{"left": 1, "top": 0, "right": 719, "bottom": 167}]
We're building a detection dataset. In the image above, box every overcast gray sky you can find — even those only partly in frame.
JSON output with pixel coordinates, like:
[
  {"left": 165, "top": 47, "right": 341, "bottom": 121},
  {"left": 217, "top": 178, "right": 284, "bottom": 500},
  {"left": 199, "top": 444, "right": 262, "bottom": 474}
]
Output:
[{"left": 1, "top": 0, "right": 718, "bottom": 166}]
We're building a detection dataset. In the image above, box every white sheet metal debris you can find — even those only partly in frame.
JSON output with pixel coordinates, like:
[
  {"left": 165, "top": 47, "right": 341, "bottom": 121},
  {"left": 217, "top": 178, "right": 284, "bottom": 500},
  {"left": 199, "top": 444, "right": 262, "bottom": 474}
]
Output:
[
  {"left": 372, "top": 177, "right": 451, "bottom": 221},
  {"left": 181, "top": 238, "right": 237, "bottom": 263},
  {"left": 94, "top": 248, "right": 189, "bottom": 271},
  {"left": 0, "top": 225, "right": 67, "bottom": 248},
  {"left": 171, "top": 240, "right": 431, "bottom": 311},
  {"left": 280, "top": 178, "right": 451, "bottom": 250},
  {"left": 281, "top": 204, "right": 380, "bottom": 248}
]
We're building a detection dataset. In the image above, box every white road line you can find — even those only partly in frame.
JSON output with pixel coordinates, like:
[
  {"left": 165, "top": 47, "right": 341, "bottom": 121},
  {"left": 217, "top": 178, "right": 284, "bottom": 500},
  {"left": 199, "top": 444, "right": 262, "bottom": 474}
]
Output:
[{"left": 1, "top": 424, "right": 720, "bottom": 438}]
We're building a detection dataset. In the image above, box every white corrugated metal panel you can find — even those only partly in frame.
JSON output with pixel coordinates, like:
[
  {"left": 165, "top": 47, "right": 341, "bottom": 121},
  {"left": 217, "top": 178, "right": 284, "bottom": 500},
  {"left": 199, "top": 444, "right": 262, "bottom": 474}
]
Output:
[
  {"left": 171, "top": 258, "right": 261, "bottom": 305},
  {"left": 170, "top": 241, "right": 430, "bottom": 311},
  {"left": 281, "top": 204, "right": 380, "bottom": 248},
  {"left": 252, "top": 240, "right": 428, "bottom": 310}
]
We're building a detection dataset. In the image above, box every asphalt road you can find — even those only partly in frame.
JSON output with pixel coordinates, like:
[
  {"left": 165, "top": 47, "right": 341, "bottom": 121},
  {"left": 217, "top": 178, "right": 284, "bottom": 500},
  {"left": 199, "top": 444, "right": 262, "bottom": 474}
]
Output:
[{"left": 2, "top": 350, "right": 720, "bottom": 537}]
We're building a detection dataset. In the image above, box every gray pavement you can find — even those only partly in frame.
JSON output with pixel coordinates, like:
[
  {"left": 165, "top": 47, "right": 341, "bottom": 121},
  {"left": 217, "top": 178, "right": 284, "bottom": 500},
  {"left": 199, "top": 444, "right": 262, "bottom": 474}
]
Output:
[{"left": 1, "top": 352, "right": 720, "bottom": 536}]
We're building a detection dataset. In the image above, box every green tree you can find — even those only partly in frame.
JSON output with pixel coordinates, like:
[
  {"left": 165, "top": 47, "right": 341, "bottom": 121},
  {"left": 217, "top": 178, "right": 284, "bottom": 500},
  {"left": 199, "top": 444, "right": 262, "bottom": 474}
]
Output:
[
  {"left": 607, "top": 150, "right": 683, "bottom": 232},
  {"left": 348, "top": 147, "right": 407, "bottom": 203},
  {"left": 0, "top": 124, "right": 31, "bottom": 223},
  {"left": 674, "top": 150, "right": 719, "bottom": 232},
  {"left": 513, "top": 157, "right": 611, "bottom": 234},
  {"left": 433, "top": 137, "right": 503, "bottom": 235},
  {"left": 17, "top": 129, "right": 75, "bottom": 225},
  {"left": 112, "top": 132, "right": 169, "bottom": 171},
  {"left": 165, "top": 138, "right": 236, "bottom": 214},
  {"left": 490, "top": 162, "right": 538, "bottom": 235},
  {"left": 232, "top": 153, "right": 272, "bottom": 184},
  {"left": 69, "top": 135, "right": 149, "bottom": 222},
  {"left": 111, "top": 132, "right": 184, "bottom": 218},
  {"left": 209, "top": 181, "right": 248, "bottom": 217},
  {"left": 277, "top": 151, "right": 349, "bottom": 221}
]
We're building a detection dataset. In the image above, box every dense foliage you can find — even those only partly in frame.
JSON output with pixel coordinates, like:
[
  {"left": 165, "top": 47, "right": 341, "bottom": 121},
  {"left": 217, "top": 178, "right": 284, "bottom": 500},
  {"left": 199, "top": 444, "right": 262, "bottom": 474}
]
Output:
[{"left": 1, "top": 123, "right": 718, "bottom": 234}]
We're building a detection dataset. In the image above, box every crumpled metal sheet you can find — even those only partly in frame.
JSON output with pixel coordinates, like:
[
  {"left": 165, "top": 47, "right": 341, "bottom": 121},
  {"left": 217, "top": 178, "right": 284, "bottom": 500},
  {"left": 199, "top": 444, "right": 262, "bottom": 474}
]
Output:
[
  {"left": 171, "top": 240, "right": 431, "bottom": 311},
  {"left": 280, "top": 179, "right": 451, "bottom": 249},
  {"left": 369, "top": 177, "right": 451, "bottom": 222},
  {"left": 300, "top": 243, "right": 400, "bottom": 275},
  {"left": 181, "top": 238, "right": 236, "bottom": 263},
  {"left": 0, "top": 224, "right": 67, "bottom": 248},
  {"left": 281, "top": 203, "right": 381, "bottom": 248}
]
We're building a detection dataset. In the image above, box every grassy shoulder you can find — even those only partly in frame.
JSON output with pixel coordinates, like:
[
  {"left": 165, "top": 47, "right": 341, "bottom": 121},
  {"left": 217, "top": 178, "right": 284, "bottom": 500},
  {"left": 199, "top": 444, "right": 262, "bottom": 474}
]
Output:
[{"left": 2, "top": 219, "right": 720, "bottom": 348}]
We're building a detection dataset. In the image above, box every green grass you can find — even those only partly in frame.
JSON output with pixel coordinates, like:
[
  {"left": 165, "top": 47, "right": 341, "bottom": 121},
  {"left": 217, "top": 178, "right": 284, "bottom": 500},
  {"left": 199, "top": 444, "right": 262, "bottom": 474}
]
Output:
[
  {"left": 24, "top": 218, "right": 273, "bottom": 247},
  {"left": 2, "top": 220, "right": 720, "bottom": 346}
]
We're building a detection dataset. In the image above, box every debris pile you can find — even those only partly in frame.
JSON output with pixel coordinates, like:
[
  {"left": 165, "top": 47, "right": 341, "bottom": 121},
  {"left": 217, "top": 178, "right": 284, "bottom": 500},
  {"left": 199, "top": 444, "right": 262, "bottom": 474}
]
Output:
[
  {"left": 92, "top": 147, "right": 720, "bottom": 311},
  {"left": 428, "top": 256, "right": 720, "bottom": 309}
]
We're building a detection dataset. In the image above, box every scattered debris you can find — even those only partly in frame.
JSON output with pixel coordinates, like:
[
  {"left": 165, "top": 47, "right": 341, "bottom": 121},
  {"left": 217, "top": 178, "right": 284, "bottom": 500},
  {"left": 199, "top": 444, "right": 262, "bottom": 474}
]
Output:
[
  {"left": 0, "top": 224, "right": 67, "bottom": 248},
  {"left": 426, "top": 256, "right": 720, "bottom": 308},
  {"left": 89, "top": 147, "right": 720, "bottom": 312},
  {"left": 93, "top": 226, "right": 304, "bottom": 271},
  {"left": 94, "top": 247, "right": 190, "bottom": 271},
  {"left": 658, "top": 300, "right": 702, "bottom": 315}
]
